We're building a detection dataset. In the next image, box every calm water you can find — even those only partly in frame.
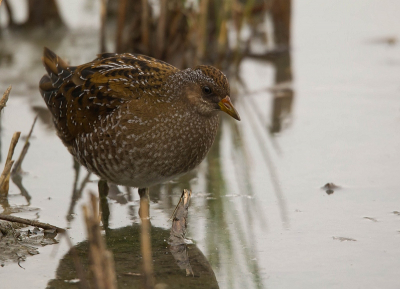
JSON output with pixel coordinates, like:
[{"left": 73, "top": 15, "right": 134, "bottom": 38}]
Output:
[{"left": 1, "top": 1, "right": 400, "bottom": 288}]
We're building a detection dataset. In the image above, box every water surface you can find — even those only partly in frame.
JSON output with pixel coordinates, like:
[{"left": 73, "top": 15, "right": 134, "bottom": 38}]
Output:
[{"left": 1, "top": 1, "right": 400, "bottom": 288}]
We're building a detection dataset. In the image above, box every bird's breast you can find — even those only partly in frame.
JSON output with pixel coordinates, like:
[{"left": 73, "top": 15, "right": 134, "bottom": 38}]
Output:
[{"left": 72, "top": 107, "right": 219, "bottom": 187}]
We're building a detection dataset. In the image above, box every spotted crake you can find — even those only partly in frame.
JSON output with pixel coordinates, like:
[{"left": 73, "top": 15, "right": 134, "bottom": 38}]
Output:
[{"left": 39, "top": 47, "right": 240, "bottom": 188}]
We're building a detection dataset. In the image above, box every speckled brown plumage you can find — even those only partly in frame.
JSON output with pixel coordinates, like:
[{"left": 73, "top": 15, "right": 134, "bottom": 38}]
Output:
[{"left": 39, "top": 47, "right": 240, "bottom": 188}]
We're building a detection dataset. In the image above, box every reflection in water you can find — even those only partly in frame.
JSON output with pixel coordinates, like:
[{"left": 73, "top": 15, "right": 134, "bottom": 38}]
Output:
[
  {"left": 47, "top": 224, "right": 219, "bottom": 289},
  {"left": 9, "top": 116, "right": 38, "bottom": 205},
  {"left": 269, "top": 0, "right": 293, "bottom": 135},
  {"left": 107, "top": 183, "right": 128, "bottom": 205},
  {"left": 66, "top": 158, "right": 91, "bottom": 223},
  {"left": 10, "top": 172, "right": 31, "bottom": 203},
  {"left": 206, "top": 124, "right": 266, "bottom": 289},
  {"left": 144, "top": 120, "right": 269, "bottom": 288},
  {"left": 169, "top": 190, "right": 193, "bottom": 276},
  {"left": 270, "top": 51, "right": 294, "bottom": 134},
  {"left": 242, "top": 3, "right": 294, "bottom": 229}
]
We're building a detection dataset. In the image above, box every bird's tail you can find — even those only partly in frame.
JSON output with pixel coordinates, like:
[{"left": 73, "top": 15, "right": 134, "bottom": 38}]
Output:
[{"left": 39, "top": 47, "right": 71, "bottom": 104}]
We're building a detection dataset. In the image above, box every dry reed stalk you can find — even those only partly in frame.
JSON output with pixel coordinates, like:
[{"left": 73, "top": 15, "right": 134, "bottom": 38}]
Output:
[
  {"left": 139, "top": 187, "right": 154, "bottom": 289},
  {"left": 83, "top": 192, "right": 117, "bottom": 289},
  {"left": 141, "top": 0, "right": 150, "bottom": 54},
  {"left": 197, "top": 0, "right": 209, "bottom": 62},
  {"left": 5, "top": 132, "right": 20, "bottom": 166},
  {"left": 0, "top": 132, "right": 20, "bottom": 195},
  {"left": 0, "top": 161, "right": 14, "bottom": 193},
  {"left": 155, "top": 0, "right": 167, "bottom": 59},
  {"left": 100, "top": 0, "right": 108, "bottom": 53},
  {"left": 231, "top": 0, "right": 245, "bottom": 68},
  {"left": 116, "top": 0, "right": 127, "bottom": 52},
  {"left": 0, "top": 85, "right": 11, "bottom": 112},
  {"left": 270, "top": 0, "right": 291, "bottom": 45},
  {"left": 216, "top": 0, "right": 232, "bottom": 67},
  {"left": 216, "top": 19, "right": 228, "bottom": 67},
  {"left": 165, "top": 11, "right": 184, "bottom": 62}
]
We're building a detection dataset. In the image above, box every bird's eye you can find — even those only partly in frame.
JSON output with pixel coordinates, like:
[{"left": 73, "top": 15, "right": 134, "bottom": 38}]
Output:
[{"left": 202, "top": 86, "right": 212, "bottom": 94}]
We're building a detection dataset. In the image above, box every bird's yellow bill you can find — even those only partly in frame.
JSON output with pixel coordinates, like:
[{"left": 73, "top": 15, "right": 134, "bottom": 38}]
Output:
[{"left": 218, "top": 96, "right": 241, "bottom": 121}]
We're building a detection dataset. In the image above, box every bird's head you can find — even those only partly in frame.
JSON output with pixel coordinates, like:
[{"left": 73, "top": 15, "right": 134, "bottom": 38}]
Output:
[{"left": 176, "top": 65, "right": 240, "bottom": 121}]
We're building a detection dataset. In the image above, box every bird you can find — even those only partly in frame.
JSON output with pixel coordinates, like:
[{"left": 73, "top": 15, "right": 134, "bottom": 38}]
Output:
[{"left": 39, "top": 47, "right": 240, "bottom": 196}]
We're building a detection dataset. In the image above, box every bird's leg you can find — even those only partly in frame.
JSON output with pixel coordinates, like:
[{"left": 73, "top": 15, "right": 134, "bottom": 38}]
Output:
[
  {"left": 98, "top": 179, "right": 110, "bottom": 231},
  {"left": 138, "top": 187, "right": 150, "bottom": 218}
]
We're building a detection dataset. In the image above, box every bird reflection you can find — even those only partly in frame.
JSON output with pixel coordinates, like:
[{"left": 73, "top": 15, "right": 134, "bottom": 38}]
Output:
[{"left": 47, "top": 225, "right": 219, "bottom": 289}]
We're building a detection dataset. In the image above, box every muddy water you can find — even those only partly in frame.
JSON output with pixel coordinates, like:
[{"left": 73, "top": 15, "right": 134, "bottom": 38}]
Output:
[{"left": 1, "top": 1, "right": 400, "bottom": 288}]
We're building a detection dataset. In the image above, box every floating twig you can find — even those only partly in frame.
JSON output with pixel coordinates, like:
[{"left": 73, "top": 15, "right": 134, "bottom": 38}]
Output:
[{"left": 0, "top": 214, "right": 65, "bottom": 233}]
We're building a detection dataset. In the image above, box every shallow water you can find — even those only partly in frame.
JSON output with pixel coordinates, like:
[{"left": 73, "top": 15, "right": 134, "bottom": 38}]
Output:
[{"left": 1, "top": 1, "right": 400, "bottom": 288}]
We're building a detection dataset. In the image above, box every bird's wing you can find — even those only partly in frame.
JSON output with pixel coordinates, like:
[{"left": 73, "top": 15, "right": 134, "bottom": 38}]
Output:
[{"left": 39, "top": 48, "right": 179, "bottom": 144}]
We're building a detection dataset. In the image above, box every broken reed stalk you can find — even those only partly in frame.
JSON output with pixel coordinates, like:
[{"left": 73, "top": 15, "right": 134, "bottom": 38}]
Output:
[
  {"left": 83, "top": 192, "right": 117, "bottom": 289},
  {"left": 0, "top": 85, "right": 11, "bottom": 112},
  {"left": 5, "top": 132, "right": 20, "bottom": 165},
  {"left": 0, "top": 214, "right": 65, "bottom": 233},
  {"left": 169, "top": 189, "right": 193, "bottom": 276},
  {"left": 139, "top": 187, "right": 154, "bottom": 289},
  {"left": 0, "top": 160, "right": 14, "bottom": 193},
  {"left": 0, "top": 132, "right": 20, "bottom": 195}
]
